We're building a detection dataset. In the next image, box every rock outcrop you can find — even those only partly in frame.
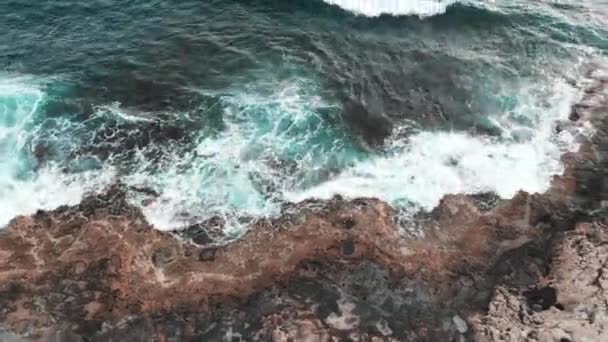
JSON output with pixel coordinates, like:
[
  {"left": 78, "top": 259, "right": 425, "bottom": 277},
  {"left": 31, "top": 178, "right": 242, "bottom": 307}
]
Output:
[{"left": 0, "top": 68, "right": 606, "bottom": 341}]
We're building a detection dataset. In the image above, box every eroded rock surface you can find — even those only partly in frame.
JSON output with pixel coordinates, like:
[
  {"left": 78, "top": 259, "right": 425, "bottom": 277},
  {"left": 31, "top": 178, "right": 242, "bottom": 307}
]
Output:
[{"left": 0, "top": 69, "right": 607, "bottom": 341}]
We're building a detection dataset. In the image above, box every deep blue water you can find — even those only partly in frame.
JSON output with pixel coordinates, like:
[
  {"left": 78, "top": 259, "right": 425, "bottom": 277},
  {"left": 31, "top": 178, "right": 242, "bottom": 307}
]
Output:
[{"left": 1, "top": 0, "right": 607, "bottom": 232}]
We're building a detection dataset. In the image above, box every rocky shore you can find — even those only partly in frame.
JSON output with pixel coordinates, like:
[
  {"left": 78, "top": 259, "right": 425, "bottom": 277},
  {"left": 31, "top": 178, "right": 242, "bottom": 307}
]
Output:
[{"left": 0, "top": 67, "right": 607, "bottom": 341}]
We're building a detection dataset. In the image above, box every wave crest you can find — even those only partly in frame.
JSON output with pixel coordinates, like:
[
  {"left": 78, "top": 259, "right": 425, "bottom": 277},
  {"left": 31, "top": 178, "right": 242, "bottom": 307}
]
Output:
[{"left": 322, "top": 0, "right": 460, "bottom": 17}]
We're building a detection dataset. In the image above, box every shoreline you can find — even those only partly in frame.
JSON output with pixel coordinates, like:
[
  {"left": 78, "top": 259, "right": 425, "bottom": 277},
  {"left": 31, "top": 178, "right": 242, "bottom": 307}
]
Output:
[{"left": 0, "top": 66, "right": 607, "bottom": 340}]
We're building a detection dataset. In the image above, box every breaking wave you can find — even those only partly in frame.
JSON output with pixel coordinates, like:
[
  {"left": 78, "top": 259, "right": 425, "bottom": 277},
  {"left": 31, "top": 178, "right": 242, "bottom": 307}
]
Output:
[
  {"left": 0, "top": 75, "right": 114, "bottom": 226},
  {"left": 0, "top": 70, "right": 591, "bottom": 231},
  {"left": 322, "top": 0, "right": 461, "bottom": 17},
  {"left": 286, "top": 76, "right": 590, "bottom": 211}
]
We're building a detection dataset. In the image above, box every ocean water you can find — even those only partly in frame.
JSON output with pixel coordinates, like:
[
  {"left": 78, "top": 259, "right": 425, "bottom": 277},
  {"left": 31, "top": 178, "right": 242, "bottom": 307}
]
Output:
[{"left": 1, "top": 0, "right": 607, "bottom": 231}]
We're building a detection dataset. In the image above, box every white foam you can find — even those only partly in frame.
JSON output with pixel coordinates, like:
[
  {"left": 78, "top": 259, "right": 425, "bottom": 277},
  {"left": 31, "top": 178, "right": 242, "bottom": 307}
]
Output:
[
  {"left": 0, "top": 75, "right": 42, "bottom": 152},
  {"left": 96, "top": 102, "right": 155, "bottom": 123},
  {"left": 323, "top": 0, "right": 460, "bottom": 17},
  {"left": 0, "top": 75, "right": 115, "bottom": 227},
  {"left": 0, "top": 73, "right": 591, "bottom": 233},
  {"left": 126, "top": 75, "right": 592, "bottom": 231},
  {"left": 0, "top": 166, "right": 115, "bottom": 227},
  {"left": 286, "top": 77, "right": 589, "bottom": 211},
  {"left": 125, "top": 78, "right": 361, "bottom": 231},
  {"left": 126, "top": 120, "right": 280, "bottom": 234}
]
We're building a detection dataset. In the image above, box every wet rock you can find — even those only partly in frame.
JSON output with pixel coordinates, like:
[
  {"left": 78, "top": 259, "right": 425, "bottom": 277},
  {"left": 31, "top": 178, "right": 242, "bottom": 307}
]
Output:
[
  {"left": 32, "top": 143, "right": 53, "bottom": 166},
  {"left": 569, "top": 104, "right": 582, "bottom": 121},
  {"left": 469, "top": 192, "right": 501, "bottom": 212},
  {"left": 129, "top": 185, "right": 160, "bottom": 198},
  {"left": 177, "top": 216, "right": 225, "bottom": 245},
  {"left": 341, "top": 97, "right": 392, "bottom": 147}
]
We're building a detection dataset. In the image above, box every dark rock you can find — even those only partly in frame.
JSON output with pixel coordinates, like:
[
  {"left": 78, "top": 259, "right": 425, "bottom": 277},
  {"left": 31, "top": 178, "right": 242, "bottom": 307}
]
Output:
[
  {"left": 178, "top": 216, "right": 225, "bottom": 246},
  {"left": 569, "top": 105, "right": 581, "bottom": 121},
  {"left": 199, "top": 247, "right": 218, "bottom": 262},
  {"left": 129, "top": 186, "right": 160, "bottom": 198},
  {"left": 524, "top": 287, "right": 557, "bottom": 311},
  {"left": 341, "top": 98, "right": 393, "bottom": 147},
  {"left": 343, "top": 217, "right": 357, "bottom": 229},
  {"left": 342, "top": 238, "right": 355, "bottom": 255}
]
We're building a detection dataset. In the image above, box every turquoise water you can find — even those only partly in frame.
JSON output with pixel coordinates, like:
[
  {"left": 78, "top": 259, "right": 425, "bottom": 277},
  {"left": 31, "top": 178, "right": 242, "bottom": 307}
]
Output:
[{"left": 1, "top": 0, "right": 607, "bottom": 230}]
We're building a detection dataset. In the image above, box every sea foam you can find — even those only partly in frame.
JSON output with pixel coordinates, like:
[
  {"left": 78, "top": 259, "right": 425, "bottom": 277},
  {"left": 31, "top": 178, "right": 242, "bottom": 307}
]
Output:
[
  {"left": 0, "top": 75, "right": 114, "bottom": 227},
  {"left": 0, "top": 73, "right": 591, "bottom": 233},
  {"left": 124, "top": 78, "right": 364, "bottom": 231},
  {"left": 322, "top": 0, "right": 460, "bottom": 17},
  {"left": 286, "top": 77, "right": 590, "bottom": 212}
]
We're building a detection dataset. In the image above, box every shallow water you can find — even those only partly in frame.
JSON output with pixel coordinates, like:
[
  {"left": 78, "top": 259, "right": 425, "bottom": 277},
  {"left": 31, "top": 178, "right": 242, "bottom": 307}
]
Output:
[{"left": 1, "top": 0, "right": 607, "bottom": 230}]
